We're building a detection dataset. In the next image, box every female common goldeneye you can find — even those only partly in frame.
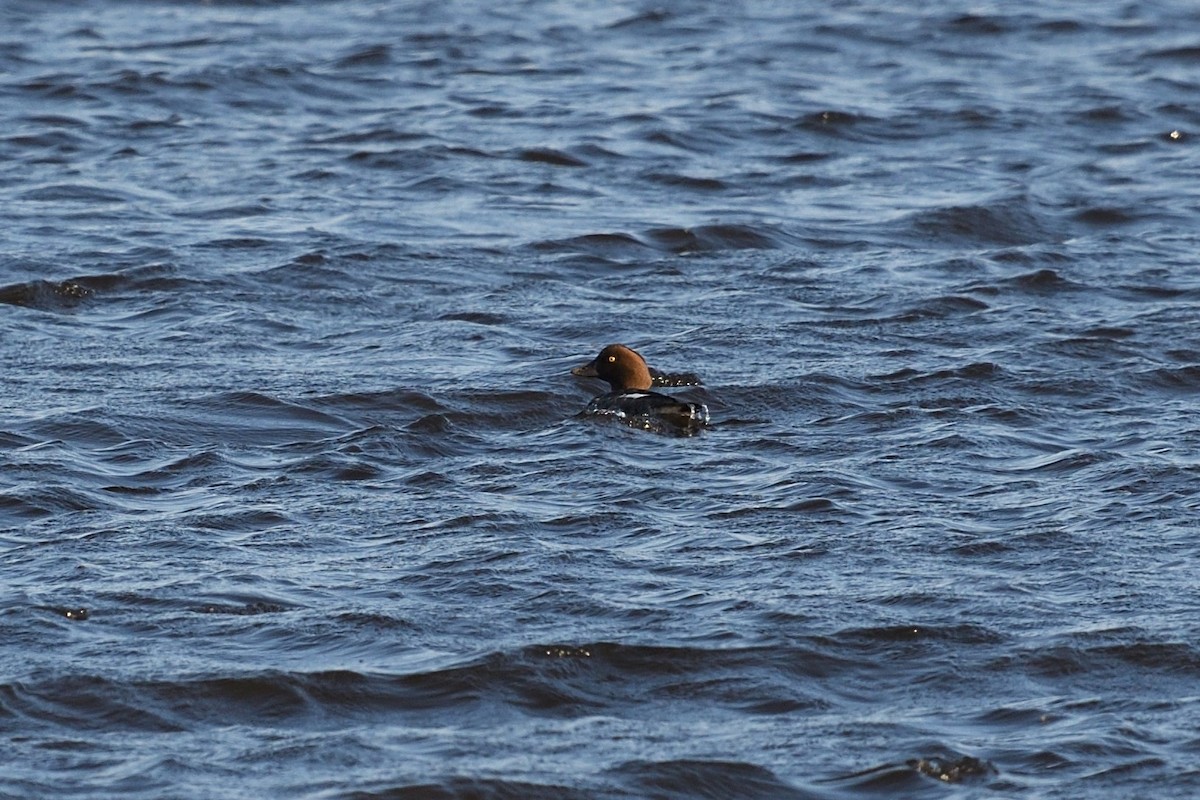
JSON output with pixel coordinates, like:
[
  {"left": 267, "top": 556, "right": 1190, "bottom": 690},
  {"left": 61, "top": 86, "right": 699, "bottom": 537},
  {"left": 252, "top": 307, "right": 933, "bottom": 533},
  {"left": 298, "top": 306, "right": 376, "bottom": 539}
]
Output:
[{"left": 571, "top": 344, "right": 709, "bottom": 433}]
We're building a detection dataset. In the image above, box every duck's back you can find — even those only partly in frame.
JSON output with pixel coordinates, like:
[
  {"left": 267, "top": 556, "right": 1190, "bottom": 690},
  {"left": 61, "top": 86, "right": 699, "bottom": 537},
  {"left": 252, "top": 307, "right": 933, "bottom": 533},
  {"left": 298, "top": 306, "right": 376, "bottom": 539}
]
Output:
[{"left": 586, "top": 389, "right": 709, "bottom": 427}]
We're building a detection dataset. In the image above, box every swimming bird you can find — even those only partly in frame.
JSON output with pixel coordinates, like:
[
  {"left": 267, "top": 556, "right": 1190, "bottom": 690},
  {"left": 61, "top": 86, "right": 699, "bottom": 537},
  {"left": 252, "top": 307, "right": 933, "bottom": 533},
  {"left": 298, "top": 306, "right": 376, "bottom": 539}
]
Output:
[{"left": 572, "top": 344, "right": 709, "bottom": 432}]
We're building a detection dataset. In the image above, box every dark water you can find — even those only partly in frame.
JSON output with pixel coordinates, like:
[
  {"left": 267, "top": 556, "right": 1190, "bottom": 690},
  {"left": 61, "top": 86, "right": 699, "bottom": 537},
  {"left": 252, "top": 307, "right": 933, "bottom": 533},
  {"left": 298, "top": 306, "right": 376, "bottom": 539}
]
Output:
[{"left": 3, "top": 1, "right": 1199, "bottom": 797}]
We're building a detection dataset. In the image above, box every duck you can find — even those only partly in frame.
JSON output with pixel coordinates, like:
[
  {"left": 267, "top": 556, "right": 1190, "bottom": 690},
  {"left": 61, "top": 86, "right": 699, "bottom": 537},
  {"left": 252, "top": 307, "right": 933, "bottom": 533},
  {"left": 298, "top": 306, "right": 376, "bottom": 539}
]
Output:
[{"left": 571, "top": 344, "right": 709, "bottom": 432}]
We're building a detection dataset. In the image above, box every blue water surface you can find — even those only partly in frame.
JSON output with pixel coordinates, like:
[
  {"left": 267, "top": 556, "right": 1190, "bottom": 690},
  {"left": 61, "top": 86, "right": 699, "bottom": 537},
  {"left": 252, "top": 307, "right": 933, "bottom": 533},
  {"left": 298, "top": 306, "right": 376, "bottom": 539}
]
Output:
[{"left": 2, "top": 1, "right": 1199, "bottom": 798}]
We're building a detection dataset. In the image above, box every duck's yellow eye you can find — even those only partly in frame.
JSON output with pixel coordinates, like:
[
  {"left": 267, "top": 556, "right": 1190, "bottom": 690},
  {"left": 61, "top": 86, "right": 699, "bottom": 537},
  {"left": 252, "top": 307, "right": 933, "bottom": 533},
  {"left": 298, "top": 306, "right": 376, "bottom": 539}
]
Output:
[{"left": 607, "top": 355, "right": 616, "bottom": 362}]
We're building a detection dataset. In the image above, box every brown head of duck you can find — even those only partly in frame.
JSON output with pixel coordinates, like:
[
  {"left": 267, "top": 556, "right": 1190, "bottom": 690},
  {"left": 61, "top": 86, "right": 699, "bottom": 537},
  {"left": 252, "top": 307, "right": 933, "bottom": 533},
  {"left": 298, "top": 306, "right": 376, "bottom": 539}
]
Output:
[{"left": 571, "top": 344, "right": 654, "bottom": 392}]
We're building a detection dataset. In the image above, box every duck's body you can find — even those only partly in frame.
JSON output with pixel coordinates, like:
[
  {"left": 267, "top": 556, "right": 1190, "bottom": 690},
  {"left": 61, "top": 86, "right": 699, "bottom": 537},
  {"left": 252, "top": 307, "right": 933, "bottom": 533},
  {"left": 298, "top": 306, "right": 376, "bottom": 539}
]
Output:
[
  {"left": 571, "top": 344, "right": 709, "bottom": 432},
  {"left": 584, "top": 389, "right": 710, "bottom": 426}
]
